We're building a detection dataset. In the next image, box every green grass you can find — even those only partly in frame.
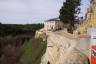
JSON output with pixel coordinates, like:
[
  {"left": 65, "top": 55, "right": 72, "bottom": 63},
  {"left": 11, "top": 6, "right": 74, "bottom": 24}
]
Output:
[{"left": 18, "top": 38, "right": 47, "bottom": 64}]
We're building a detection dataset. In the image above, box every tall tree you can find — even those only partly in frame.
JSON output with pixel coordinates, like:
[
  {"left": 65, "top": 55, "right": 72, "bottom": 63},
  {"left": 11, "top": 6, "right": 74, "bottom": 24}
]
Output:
[
  {"left": 0, "top": 22, "right": 1, "bottom": 24},
  {"left": 59, "top": 0, "right": 81, "bottom": 33}
]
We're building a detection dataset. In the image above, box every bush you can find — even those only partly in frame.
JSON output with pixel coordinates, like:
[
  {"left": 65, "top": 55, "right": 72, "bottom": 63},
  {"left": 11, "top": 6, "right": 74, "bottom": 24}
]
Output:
[{"left": 67, "top": 28, "right": 74, "bottom": 34}]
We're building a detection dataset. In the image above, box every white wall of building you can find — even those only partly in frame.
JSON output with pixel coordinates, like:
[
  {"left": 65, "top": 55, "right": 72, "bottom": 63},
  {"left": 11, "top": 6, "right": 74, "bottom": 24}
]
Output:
[{"left": 44, "top": 21, "right": 64, "bottom": 31}]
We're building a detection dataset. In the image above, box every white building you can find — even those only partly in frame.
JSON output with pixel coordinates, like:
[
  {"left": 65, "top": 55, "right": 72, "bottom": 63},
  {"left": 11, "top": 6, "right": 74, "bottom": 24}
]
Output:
[{"left": 44, "top": 18, "right": 64, "bottom": 31}]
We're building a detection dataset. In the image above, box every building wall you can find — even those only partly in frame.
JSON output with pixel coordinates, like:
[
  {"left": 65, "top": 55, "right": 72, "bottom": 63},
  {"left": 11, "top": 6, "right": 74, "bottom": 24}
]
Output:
[
  {"left": 44, "top": 21, "right": 56, "bottom": 30},
  {"left": 44, "top": 21, "right": 64, "bottom": 31},
  {"left": 56, "top": 21, "right": 64, "bottom": 30}
]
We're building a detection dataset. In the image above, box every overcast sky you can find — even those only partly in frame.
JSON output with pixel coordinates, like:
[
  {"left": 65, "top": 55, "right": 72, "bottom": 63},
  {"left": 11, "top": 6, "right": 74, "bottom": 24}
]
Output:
[{"left": 0, "top": 0, "right": 90, "bottom": 24}]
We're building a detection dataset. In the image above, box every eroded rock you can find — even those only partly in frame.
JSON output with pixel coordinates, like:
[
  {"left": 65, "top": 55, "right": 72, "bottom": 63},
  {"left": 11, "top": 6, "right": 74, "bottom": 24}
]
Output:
[{"left": 41, "top": 32, "right": 90, "bottom": 64}]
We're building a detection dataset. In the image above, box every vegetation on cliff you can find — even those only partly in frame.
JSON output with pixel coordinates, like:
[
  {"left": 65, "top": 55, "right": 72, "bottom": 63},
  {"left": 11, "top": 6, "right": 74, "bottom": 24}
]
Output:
[{"left": 18, "top": 38, "right": 47, "bottom": 64}]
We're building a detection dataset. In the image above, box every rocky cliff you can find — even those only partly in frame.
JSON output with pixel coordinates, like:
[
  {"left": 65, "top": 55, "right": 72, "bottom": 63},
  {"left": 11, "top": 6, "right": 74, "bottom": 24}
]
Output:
[
  {"left": 73, "top": 0, "right": 96, "bottom": 37},
  {"left": 40, "top": 32, "right": 90, "bottom": 64},
  {"left": 39, "top": 0, "right": 96, "bottom": 64}
]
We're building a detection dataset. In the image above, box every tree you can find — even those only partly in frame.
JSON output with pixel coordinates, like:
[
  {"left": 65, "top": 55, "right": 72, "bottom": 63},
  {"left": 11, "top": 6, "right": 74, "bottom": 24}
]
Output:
[
  {"left": 59, "top": 0, "right": 81, "bottom": 33},
  {"left": 0, "top": 22, "right": 2, "bottom": 24}
]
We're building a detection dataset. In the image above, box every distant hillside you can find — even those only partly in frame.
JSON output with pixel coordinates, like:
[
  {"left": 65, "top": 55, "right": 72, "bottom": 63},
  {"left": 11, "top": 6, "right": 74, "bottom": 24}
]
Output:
[
  {"left": 0, "top": 23, "right": 44, "bottom": 64},
  {"left": 0, "top": 24, "right": 44, "bottom": 36}
]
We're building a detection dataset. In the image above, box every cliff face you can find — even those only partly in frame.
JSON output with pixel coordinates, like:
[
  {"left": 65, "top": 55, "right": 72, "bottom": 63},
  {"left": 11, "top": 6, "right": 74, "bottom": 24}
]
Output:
[
  {"left": 40, "top": 0, "right": 96, "bottom": 64},
  {"left": 41, "top": 32, "right": 90, "bottom": 64},
  {"left": 73, "top": 0, "right": 96, "bottom": 37}
]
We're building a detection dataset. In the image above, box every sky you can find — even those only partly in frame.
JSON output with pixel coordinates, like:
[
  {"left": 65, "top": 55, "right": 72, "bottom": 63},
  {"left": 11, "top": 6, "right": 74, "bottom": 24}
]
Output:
[{"left": 0, "top": 0, "right": 90, "bottom": 24}]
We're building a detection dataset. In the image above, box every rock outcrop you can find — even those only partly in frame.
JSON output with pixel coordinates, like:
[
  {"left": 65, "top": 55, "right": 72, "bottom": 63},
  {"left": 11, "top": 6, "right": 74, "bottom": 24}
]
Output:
[
  {"left": 39, "top": 0, "right": 96, "bottom": 64},
  {"left": 73, "top": 0, "right": 96, "bottom": 38},
  {"left": 41, "top": 32, "right": 90, "bottom": 64}
]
